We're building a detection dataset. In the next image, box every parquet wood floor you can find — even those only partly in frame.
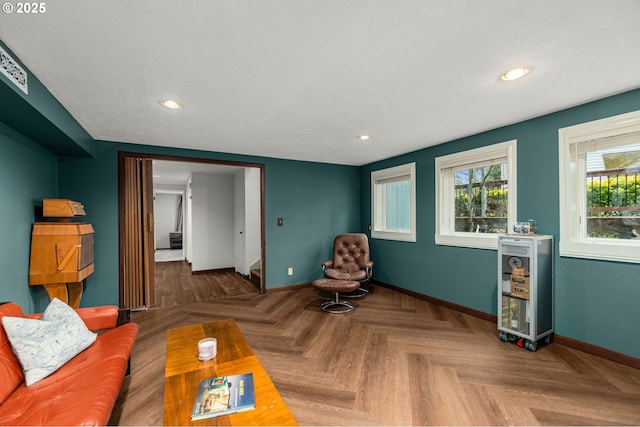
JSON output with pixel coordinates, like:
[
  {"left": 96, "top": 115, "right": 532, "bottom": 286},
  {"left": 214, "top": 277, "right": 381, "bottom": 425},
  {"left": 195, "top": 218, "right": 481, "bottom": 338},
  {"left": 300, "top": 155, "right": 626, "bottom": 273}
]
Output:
[
  {"left": 153, "top": 260, "right": 259, "bottom": 308},
  {"left": 110, "top": 285, "right": 640, "bottom": 426}
]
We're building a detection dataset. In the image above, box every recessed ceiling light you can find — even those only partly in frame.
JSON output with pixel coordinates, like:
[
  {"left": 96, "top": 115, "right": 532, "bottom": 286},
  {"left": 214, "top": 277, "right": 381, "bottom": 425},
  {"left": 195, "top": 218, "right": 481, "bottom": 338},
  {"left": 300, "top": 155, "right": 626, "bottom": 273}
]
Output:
[
  {"left": 357, "top": 135, "right": 371, "bottom": 141},
  {"left": 499, "top": 67, "right": 531, "bottom": 81},
  {"left": 160, "top": 99, "right": 183, "bottom": 109}
]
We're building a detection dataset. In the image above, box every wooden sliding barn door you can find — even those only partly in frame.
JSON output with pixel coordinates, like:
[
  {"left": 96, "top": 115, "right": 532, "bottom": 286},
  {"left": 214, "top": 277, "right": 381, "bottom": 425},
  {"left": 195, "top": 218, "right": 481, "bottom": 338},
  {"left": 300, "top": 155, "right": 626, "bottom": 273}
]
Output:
[{"left": 119, "top": 155, "right": 155, "bottom": 310}]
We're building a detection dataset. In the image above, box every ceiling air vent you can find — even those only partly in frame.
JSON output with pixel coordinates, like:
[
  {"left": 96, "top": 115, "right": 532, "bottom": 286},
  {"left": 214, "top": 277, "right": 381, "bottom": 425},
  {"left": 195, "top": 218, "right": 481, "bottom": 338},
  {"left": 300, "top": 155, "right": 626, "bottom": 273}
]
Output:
[{"left": 0, "top": 46, "right": 28, "bottom": 94}]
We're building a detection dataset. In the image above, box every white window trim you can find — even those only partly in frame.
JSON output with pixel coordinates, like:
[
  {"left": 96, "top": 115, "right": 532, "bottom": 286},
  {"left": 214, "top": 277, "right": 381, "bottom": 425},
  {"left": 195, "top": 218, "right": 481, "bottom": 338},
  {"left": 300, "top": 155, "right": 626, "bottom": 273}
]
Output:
[
  {"left": 435, "top": 140, "right": 517, "bottom": 250},
  {"left": 558, "top": 110, "right": 640, "bottom": 264},
  {"left": 371, "top": 162, "right": 416, "bottom": 242}
]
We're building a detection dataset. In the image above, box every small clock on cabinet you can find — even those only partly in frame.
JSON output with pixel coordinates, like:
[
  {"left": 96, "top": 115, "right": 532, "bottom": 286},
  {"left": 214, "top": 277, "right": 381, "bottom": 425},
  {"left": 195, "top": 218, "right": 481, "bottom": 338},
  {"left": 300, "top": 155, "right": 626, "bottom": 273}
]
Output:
[{"left": 507, "top": 256, "right": 523, "bottom": 269}]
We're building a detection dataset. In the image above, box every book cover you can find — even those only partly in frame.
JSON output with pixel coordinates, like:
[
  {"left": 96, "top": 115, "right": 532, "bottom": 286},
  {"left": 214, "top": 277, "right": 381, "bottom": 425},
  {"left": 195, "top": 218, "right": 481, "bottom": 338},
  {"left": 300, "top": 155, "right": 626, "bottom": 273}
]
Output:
[{"left": 191, "top": 373, "right": 255, "bottom": 421}]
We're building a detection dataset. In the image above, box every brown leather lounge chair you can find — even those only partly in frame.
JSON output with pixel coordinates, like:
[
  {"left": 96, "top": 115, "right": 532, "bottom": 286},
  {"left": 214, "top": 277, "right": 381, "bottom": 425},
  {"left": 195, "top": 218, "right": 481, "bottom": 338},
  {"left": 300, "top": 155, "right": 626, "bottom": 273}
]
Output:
[{"left": 321, "top": 233, "right": 374, "bottom": 298}]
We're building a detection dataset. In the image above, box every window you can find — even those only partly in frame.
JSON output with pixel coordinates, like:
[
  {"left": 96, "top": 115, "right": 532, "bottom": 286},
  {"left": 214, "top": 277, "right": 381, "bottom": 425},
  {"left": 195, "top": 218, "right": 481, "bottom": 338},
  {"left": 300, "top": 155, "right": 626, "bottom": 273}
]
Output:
[
  {"left": 371, "top": 163, "right": 416, "bottom": 242},
  {"left": 435, "top": 140, "right": 517, "bottom": 249},
  {"left": 558, "top": 110, "right": 640, "bottom": 263}
]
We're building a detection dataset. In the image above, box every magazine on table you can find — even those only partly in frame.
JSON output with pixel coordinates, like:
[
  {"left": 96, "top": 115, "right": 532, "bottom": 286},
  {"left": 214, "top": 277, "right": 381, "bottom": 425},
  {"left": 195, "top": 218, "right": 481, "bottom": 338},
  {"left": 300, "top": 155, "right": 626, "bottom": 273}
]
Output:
[{"left": 191, "top": 373, "right": 255, "bottom": 421}]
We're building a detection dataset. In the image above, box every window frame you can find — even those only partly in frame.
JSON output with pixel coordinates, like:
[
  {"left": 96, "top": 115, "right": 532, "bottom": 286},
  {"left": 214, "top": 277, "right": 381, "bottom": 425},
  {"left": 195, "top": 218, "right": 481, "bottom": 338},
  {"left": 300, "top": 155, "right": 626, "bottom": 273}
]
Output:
[
  {"left": 558, "top": 110, "right": 640, "bottom": 264},
  {"left": 371, "top": 162, "right": 416, "bottom": 242},
  {"left": 435, "top": 140, "right": 517, "bottom": 250}
]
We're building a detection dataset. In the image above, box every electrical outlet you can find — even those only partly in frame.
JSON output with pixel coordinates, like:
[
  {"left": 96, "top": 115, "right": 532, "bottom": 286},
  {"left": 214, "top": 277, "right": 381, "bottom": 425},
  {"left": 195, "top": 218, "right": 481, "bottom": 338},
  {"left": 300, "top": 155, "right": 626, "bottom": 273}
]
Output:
[{"left": 287, "top": 267, "right": 293, "bottom": 276}]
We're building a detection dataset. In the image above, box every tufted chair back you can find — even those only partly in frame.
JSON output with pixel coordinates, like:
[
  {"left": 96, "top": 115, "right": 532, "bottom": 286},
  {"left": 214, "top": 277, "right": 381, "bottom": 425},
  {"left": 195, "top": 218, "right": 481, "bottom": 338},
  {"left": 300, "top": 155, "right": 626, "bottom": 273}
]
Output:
[{"left": 332, "top": 233, "right": 370, "bottom": 273}]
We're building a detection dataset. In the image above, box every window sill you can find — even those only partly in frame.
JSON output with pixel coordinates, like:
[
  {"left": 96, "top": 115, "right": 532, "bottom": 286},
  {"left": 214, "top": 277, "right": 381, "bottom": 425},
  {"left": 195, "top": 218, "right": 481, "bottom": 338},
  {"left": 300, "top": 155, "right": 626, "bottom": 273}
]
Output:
[
  {"left": 372, "top": 230, "right": 416, "bottom": 242},
  {"left": 435, "top": 233, "right": 498, "bottom": 250},
  {"left": 559, "top": 240, "right": 640, "bottom": 264}
]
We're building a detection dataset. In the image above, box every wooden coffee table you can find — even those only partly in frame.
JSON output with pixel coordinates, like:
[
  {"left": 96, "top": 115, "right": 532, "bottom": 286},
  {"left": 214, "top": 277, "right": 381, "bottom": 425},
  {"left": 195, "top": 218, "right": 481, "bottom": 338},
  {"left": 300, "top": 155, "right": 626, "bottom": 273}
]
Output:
[{"left": 163, "top": 319, "right": 297, "bottom": 426}]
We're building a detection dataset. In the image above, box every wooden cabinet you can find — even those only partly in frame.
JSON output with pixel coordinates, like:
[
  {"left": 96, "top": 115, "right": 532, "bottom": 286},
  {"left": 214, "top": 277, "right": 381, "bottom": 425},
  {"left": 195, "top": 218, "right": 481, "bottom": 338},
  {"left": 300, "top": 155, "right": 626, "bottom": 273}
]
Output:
[{"left": 28, "top": 199, "right": 94, "bottom": 308}]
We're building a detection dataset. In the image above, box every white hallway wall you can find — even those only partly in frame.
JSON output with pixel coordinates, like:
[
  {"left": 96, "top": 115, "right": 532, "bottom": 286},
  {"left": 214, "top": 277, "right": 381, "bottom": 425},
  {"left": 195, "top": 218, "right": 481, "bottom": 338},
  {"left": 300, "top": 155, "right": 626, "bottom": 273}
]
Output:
[
  {"left": 245, "top": 168, "right": 261, "bottom": 269},
  {"left": 191, "top": 172, "right": 234, "bottom": 271}
]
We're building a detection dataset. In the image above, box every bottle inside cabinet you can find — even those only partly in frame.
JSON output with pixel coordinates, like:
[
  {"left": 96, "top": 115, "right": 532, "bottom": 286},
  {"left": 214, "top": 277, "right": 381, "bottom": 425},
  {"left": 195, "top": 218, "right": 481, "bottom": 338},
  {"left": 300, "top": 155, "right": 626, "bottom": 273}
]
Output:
[{"left": 501, "top": 295, "right": 530, "bottom": 335}]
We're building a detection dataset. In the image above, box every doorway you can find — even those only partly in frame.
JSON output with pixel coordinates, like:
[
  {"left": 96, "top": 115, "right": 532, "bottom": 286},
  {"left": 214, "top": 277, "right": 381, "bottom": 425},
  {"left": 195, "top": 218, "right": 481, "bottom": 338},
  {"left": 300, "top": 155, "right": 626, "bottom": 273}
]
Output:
[
  {"left": 154, "top": 190, "right": 184, "bottom": 263},
  {"left": 118, "top": 152, "right": 266, "bottom": 310}
]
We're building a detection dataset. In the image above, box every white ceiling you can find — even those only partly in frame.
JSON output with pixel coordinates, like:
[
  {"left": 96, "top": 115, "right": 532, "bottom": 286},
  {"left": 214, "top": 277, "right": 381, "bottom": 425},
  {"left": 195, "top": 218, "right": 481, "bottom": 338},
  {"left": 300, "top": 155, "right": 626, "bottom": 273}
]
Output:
[
  {"left": 1, "top": 1, "right": 639, "bottom": 166},
  {"left": 153, "top": 160, "right": 247, "bottom": 186}
]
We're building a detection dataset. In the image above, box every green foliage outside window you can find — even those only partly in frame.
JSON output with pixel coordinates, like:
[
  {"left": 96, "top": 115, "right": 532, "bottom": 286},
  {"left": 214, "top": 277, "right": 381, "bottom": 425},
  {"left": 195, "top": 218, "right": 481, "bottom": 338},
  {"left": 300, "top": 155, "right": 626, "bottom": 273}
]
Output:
[
  {"left": 587, "top": 174, "right": 640, "bottom": 216},
  {"left": 455, "top": 188, "right": 508, "bottom": 218},
  {"left": 454, "top": 165, "right": 508, "bottom": 232},
  {"left": 586, "top": 171, "right": 639, "bottom": 239}
]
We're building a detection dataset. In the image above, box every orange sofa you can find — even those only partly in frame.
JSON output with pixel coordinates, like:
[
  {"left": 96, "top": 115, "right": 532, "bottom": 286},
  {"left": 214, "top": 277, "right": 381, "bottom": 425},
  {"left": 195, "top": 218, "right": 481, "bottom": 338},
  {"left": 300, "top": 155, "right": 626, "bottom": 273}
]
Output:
[{"left": 0, "top": 302, "right": 138, "bottom": 426}]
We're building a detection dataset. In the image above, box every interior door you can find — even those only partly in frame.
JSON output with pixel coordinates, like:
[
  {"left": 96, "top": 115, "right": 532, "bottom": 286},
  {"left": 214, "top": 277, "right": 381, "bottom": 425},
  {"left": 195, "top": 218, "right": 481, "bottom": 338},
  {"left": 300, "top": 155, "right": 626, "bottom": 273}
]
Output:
[{"left": 119, "top": 155, "right": 155, "bottom": 309}]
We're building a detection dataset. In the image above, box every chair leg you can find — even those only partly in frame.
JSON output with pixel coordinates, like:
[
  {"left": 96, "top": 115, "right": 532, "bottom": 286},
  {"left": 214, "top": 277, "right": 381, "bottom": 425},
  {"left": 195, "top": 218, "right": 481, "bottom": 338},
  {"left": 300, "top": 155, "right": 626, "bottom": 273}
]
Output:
[{"left": 320, "top": 291, "right": 355, "bottom": 314}]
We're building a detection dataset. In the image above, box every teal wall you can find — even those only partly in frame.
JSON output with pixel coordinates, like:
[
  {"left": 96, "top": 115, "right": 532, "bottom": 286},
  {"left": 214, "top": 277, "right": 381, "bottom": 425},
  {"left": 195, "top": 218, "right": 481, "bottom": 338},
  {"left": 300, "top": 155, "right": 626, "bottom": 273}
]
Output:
[
  {"left": 57, "top": 141, "right": 361, "bottom": 309},
  {"left": 361, "top": 89, "right": 640, "bottom": 359},
  {"left": 0, "top": 122, "right": 57, "bottom": 312}
]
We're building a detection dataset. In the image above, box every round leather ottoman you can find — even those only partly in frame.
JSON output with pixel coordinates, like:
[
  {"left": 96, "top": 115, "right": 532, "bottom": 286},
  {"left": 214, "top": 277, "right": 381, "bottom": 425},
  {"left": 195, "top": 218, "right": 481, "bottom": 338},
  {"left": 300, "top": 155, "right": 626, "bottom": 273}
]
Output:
[{"left": 312, "top": 278, "right": 360, "bottom": 313}]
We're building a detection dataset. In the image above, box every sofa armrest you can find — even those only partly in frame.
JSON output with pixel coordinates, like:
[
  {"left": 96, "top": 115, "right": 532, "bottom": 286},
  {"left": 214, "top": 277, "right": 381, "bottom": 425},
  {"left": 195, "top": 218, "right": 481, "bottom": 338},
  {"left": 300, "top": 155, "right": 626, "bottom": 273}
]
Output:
[
  {"left": 76, "top": 306, "right": 120, "bottom": 330},
  {"left": 25, "top": 305, "right": 120, "bottom": 331}
]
